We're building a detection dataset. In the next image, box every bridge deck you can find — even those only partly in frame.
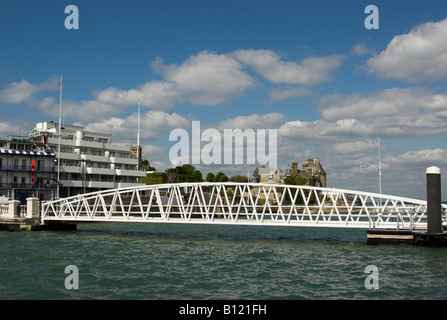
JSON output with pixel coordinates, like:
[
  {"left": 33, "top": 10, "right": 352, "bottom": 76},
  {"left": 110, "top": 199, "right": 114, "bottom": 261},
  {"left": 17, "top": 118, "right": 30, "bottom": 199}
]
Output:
[{"left": 41, "top": 182, "right": 447, "bottom": 231}]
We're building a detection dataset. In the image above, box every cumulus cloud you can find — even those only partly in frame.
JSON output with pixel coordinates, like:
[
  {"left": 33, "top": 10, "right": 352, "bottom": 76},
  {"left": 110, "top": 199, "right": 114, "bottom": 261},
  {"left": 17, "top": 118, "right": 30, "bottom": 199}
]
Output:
[
  {"left": 330, "top": 139, "right": 380, "bottom": 156},
  {"left": 92, "top": 51, "right": 257, "bottom": 110},
  {"left": 366, "top": 17, "right": 447, "bottom": 82},
  {"left": 152, "top": 51, "right": 256, "bottom": 106},
  {"left": 0, "top": 77, "right": 59, "bottom": 103},
  {"left": 94, "top": 81, "right": 179, "bottom": 110},
  {"left": 1, "top": 48, "right": 346, "bottom": 123},
  {"left": 0, "top": 121, "right": 18, "bottom": 137},
  {"left": 267, "top": 86, "right": 312, "bottom": 102},
  {"left": 141, "top": 144, "right": 167, "bottom": 162},
  {"left": 279, "top": 87, "right": 447, "bottom": 142},
  {"left": 217, "top": 112, "right": 287, "bottom": 131},
  {"left": 233, "top": 49, "right": 344, "bottom": 86},
  {"left": 27, "top": 96, "right": 125, "bottom": 123},
  {"left": 351, "top": 42, "right": 376, "bottom": 56},
  {"left": 84, "top": 110, "right": 190, "bottom": 143}
]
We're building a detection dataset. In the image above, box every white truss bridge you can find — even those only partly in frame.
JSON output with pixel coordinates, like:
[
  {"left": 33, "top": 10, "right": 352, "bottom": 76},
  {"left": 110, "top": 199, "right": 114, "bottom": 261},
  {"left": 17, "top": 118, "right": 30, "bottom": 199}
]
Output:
[{"left": 41, "top": 182, "right": 447, "bottom": 230}]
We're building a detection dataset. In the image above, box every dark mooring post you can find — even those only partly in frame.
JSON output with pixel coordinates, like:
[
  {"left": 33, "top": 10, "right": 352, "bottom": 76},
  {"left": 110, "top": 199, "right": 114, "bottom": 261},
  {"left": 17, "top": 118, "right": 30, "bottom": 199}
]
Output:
[{"left": 426, "top": 166, "right": 442, "bottom": 234}]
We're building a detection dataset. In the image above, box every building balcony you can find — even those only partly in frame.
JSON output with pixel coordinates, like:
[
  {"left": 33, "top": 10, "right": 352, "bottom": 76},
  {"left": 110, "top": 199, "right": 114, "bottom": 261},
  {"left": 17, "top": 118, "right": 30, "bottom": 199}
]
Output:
[
  {"left": 0, "top": 182, "right": 57, "bottom": 190},
  {"left": 58, "top": 152, "right": 81, "bottom": 160},
  {"left": 116, "top": 182, "right": 146, "bottom": 189},
  {"left": 75, "top": 139, "right": 107, "bottom": 149},
  {"left": 48, "top": 137, "right": 76, "bottom": 147},
  {"left": 109, "top": 157, "right": 138, "bottom": 165},
  {"left": 85, "top": 167, "right": 115, "bottom": 175},
  {"left": 115, "top": 169, "right": 146, "bottom": 177},
  {"left": 60, "top": 179, "right": 115, "bottom": 189},
  {"left": 59, "top": 166, "right": 82, "bottom": 173},
  {"left": 80, "top": 154, "right": 110, "bottom": 163},
  {"left": 0, "top": 165, "right": 55, "bottom": 173}
]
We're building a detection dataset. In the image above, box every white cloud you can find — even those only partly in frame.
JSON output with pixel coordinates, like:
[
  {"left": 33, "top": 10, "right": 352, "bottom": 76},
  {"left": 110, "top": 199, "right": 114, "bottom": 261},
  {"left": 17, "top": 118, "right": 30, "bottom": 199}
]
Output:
[
  {"left": 141, "top": 144, "right": 166, "bottom": 162},
  {"left": 93, "top": 51, "right": 257, "bottom": 110},
  {"left": 267, "top": 86, "right": 312, "bottom": 102},
  {"left": 233, "top": 49, "right": 344, "bottom": 86},
  {"left": 366, "top": 17, "right": 447, "bottom": 82},
  {"left": 329, "top": 139, "right": 380, "bottom": 157},
  {"left": 351, "top": 42, "right": 376, "bottom": 56},
  {"left": 217, "top": 112, "right": 287, "bottom": 131},
  {"left": 152, "top": 51, "right": 256, "bottom": 106},
  {"left": 84, "top": 110, "right": 190, "bottom": 143},
  {"left": 29, "top": 97, "right": 125, "bottom": 123},
  {"left": 385, "top": 148, "right": 447, "bottom": 167},
  {"left": 94, "top": 81, "right": 179, "bottom": 110},
  {"left": 0, "top": 48, "right": 345, "bottom": 123},
  {"left": 0, "top": 121, "right": 17, "bottom": 137},
  {"left": 279, "top": 87, "right": 447, "bottom": 142},
  {"left": 0, "top": 77, "right": 59, "bottom": 103}
]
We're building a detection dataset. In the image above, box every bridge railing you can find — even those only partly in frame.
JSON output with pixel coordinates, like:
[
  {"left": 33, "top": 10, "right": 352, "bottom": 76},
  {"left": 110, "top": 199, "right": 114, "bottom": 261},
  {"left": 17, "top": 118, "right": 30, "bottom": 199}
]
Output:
[{"left": 41, "top": 182, "right": 447, "bottom": 230}]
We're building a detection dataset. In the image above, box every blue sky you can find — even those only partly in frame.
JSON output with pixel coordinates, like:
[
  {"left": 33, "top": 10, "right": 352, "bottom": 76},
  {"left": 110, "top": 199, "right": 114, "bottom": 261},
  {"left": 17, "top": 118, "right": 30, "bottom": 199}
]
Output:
[{"left": 1, "top": 0, "right": 447, "bottom": 200}]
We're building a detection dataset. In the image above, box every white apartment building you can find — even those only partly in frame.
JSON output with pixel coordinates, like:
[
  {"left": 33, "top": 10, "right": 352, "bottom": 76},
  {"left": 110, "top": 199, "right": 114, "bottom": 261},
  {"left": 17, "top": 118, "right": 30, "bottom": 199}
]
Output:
[{"left": 29, "top": 121, "right": 146, "bottom": 197}]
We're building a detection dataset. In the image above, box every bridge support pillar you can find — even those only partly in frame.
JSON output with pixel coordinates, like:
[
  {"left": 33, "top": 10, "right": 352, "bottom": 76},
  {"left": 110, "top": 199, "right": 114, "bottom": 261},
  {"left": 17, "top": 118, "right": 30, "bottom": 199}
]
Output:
[
  {"left": 426, "top": 166, "right": 442, "bottom": 234},
  {"left": 7, "top": 200, "right": 21, "bottom": 219},
  {"left": 26, "top": 197, "right": 40, "bottom": 219}
]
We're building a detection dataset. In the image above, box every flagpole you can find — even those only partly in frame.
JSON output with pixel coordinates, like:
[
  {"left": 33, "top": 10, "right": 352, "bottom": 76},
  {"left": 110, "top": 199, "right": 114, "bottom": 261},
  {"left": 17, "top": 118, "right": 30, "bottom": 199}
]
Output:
[
  {"left": 377, "top": 138, "right": 382, "bottom": 196},
  {"left": 57, "top": 75, "right": 62, "bottom": 199},
  {"left": 137, "top": 98, "right": 140, "bottom": 170}
]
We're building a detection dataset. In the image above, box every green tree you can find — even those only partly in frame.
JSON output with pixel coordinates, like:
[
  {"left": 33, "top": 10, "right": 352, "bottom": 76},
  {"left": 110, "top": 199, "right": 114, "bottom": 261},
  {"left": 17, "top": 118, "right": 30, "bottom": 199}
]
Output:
[
  {"left": 182, "top": 164, "right": 195, "bottom": 175},
  {"left": 143, "top": 172, "right": 168, "bottom": 184},
  {"left": 191, "top": 170, "right": 203, "bottom": 182},
  {"left": 215, "top": 171, "right": 228, "bottom": 182},
  {"left": 206, "top": 172, "right": 215, "bottom": 182},
  {"left": 164, "top": 164, "right": 203, "bottom": 183},
  {"left": 230, "top": 175, "right": 248, "bottom": 182}
]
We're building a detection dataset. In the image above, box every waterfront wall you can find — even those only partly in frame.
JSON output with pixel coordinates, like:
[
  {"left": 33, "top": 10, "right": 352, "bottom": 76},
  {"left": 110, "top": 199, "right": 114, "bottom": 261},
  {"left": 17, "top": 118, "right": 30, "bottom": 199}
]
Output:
[{"left": 0, "top": 197, "right": 41, "bottom": 230}]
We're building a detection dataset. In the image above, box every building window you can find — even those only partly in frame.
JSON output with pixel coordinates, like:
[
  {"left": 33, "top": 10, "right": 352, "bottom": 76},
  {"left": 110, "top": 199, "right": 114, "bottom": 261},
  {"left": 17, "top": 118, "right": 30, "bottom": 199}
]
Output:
[
  {"left": 22, "top": 159, "right": 26, "bottom": 170},
  {"left": 14, "top": 159, "right": 19, "bottom": 170},
  {"left": 61, "top": 147, "right": 73, "bottom": 153}
]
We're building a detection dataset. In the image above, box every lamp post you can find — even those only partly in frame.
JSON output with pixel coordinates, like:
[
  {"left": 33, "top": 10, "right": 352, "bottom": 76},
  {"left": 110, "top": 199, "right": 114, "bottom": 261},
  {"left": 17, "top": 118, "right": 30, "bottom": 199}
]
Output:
[
  {"left": 360, "top": 161, "right": 382, "bottom": 196},
  {"left": 81, "top": 159, "right": 91, "bottom": 194},
  {"left": 360, "top": 138, "right": 382, "bottom": 196}
]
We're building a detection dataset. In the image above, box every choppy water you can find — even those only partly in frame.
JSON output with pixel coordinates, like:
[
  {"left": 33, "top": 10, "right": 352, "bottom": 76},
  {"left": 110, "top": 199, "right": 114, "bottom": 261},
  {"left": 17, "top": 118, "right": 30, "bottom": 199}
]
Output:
[{"left": 1, "top": 222, "right": 447, "bottom": 300}]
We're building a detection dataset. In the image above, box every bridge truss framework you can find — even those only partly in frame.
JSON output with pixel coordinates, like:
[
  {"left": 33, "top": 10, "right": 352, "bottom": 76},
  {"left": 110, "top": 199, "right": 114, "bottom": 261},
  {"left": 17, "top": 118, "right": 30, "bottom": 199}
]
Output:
[{"left": 41, "top": 182, "right": 447, "bottom": 230}]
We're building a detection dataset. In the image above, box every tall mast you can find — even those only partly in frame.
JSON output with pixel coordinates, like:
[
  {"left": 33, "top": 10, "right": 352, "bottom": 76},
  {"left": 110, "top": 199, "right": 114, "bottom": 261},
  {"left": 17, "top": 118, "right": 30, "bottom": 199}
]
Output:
[
  {"left": 378, "top": 138, "right": 382, "bottom": 195},
  {"left": 57, "top": 75, "right": 62, "bottom": 199},
  {"left": 137, "top": 98, "right": 140, "bottom": 170}
]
